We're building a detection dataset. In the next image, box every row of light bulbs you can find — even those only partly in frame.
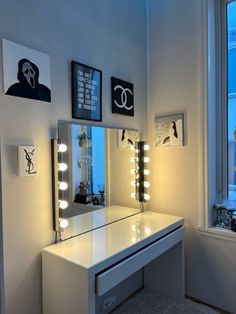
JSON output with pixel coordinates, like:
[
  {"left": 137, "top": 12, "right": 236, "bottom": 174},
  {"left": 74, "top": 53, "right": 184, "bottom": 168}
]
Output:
[
  {"left": 130, "top": 144, "right": 150, "bottom": 151},
  {"left": 130, "top": 142, "right": 150, "bottom": 202},
  {"left": 57, "top": 143, "right": 69, "bottom": 230},
  {"left": 130, "top": 156, "right": 150, "bottom": 163},
  {"left": 131, "top": 181, "right": 150, "bottom": 188}
]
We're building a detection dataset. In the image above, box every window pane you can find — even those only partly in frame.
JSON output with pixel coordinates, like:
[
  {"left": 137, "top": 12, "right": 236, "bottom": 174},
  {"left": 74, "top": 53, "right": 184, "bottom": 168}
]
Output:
[{"left": 227, "top": 1, "right": 236, "bottom": 199}]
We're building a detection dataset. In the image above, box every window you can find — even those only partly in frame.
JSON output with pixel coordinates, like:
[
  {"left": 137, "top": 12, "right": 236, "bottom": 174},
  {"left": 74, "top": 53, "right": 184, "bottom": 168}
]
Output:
[
  {"left": 227, "top": 1, "right": 236, "bottom": 199},
  {"left": 200, "top": 0, "right": 236, "bottom": 232}
]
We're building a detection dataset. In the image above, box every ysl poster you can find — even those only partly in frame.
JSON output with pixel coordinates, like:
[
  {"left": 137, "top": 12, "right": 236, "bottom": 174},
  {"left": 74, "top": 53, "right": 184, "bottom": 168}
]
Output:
[{"left": 18, "top": 146, "right": 38, "bottom": 177}]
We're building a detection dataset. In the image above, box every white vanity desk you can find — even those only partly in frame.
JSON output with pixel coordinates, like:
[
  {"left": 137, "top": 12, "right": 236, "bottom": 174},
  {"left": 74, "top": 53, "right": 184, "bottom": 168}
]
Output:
[{"left": 42, "top": 210, "right": 184, "bottom": 314}]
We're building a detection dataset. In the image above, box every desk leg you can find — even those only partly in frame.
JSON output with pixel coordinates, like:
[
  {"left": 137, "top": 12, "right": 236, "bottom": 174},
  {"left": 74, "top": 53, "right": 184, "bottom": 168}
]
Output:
[
  {"left": 42, "top": 252, "right": 96, "bottom": 314},
  {"left": 144, "top": 240, "right": 185, "bottom": 301}
]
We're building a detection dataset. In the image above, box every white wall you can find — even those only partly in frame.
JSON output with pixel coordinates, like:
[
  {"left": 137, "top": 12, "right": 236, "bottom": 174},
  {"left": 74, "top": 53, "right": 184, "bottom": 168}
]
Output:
[
  {"left": 1, "top": 1, "right": 235, "bottom": 313},
  {"left": 147, "top": 0, "right": 236, "bottom": 313},
  {"left": 0, "top": 1, "right": 147, "bottom": 313}
]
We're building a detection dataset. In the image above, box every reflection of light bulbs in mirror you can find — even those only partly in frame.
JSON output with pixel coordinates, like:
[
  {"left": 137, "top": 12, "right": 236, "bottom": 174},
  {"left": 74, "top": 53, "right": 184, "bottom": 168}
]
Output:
[
  {"left": 131, "top": 181, "right": 136, "bottom": 187},
  {"left": 58, "top": 144, "right": 67, "bottom": 153},
  {"left": 144, "top": 181, "right": 150, "bottom": 188},
  {"left": 145, "top": 227, "right": 151, "bottom": 234},
  {"left": 58, "top": 163, "right": 68, "bottom": 171},
  {"left": 144, "top": 144, "right": 150, "bottom": 151},
  {"left": 131, "top": 169, "right": 136, "bottom": 175},
  {"left": 130, "top": 157, "right": 138, "bottom": 163},
  {"left": 131, "top": 224, "right": 136, "bottom": 231},
  {"left": 60, "top": 219, "right": 69, "bottom": 229},
  {"left": 131, "top": 193, "right": 136, "bottom": 199},
  {"left": 144, "top": 194, "right": 150, "bottom": 201},
  {"left": 144, "top": 169, "right": 150, "bottom": 175},
  {"left": 143, "top": 157, "right": 150, "bottom": 163},
  {"left": 59, "top": 182, "right": 68, "bottom": 191},
  {"left": 59, "top": 200, "right": 68, "bottom": 209},
  {"left": 130, "top": 145, "right": 135, "bottom": 151}
]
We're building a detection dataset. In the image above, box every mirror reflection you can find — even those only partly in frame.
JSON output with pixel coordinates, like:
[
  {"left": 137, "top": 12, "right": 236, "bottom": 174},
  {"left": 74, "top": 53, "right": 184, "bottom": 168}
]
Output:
[
  {"left": 57, "top": 121, "right": 141, "bottom": 239},
  {"left": 72, "top": 124, "right": 105, "bottom": 207}
]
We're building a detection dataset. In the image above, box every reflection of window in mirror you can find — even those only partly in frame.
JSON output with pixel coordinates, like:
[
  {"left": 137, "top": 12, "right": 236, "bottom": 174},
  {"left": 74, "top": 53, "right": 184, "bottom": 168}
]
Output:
[{"left": 71, "top": 124, "right": 105, "bottom": 206}]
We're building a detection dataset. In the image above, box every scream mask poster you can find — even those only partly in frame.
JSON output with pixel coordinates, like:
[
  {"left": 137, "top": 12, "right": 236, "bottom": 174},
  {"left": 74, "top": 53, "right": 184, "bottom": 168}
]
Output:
[{"left": 2, "top": 39, "right": 51, "bottom": 102}]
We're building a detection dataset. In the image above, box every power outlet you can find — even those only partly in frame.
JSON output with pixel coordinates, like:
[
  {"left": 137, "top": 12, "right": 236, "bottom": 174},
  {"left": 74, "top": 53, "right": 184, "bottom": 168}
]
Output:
[{"left": 103, "top": 294, "right": 117, "bottom": 310}]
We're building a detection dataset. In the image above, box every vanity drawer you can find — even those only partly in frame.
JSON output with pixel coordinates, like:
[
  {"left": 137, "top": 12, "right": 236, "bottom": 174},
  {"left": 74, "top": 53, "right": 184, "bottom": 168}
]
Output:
[{"left": 96, "top": 226, "right": 184, "bottom": 296}]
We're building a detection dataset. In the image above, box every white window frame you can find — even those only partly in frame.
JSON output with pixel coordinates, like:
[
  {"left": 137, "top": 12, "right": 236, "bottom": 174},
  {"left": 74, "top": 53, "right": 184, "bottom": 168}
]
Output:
[{"left": 199, "top": 0, "right": 236, "bottom": 240}]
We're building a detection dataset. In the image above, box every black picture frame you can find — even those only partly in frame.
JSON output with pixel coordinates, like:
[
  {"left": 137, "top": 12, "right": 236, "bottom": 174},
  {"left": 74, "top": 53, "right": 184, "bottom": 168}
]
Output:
[
  {"left": 111, "top": 77, "right": 134, "bottom": 116},
  {"left": 72, "top": 61, "right": 102, "bottom": 122}
]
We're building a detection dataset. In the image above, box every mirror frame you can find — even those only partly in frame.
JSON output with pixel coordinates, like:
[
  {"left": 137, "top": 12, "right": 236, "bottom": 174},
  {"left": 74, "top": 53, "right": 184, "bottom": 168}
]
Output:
[{"left": 51, "top": 120, "right": 150, "bottom": 239}]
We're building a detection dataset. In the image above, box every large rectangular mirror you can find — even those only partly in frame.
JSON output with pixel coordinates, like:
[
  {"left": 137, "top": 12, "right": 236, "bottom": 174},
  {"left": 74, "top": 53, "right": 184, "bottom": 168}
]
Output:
[{"left": 53, "top": 121, "right": 141, "bottom": 240}]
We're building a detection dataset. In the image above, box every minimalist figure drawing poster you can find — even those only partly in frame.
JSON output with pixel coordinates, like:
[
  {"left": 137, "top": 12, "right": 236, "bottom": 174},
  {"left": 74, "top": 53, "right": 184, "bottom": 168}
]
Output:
[
  {"left": 154, "top": 113, "right": 184, "bottom": 147},
  {"left": 2, "top": 39, "right": 51, "bottom": 102},
  {"left": 118, "top": 129, "right": 139, "bottom": 148}
]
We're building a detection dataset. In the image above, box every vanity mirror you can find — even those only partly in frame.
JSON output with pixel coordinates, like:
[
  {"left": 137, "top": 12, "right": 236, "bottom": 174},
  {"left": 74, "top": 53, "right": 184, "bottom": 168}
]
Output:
[{"left": 52, "top": 121, "right": 143, "bottom": 240}]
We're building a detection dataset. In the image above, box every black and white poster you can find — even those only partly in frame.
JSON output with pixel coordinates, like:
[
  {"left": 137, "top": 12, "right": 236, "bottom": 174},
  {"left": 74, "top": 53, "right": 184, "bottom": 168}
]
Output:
[
  {"left": 18, "top": 146, "right": 38, "bottom": 177},
  {"left": 111, "top": 77, "right": 134, "bottom": 116},
  {"left": 72, "top": 61, "right": 102, "bottom": 122},
  {"left": 154, "top": 113, "right": 184, "bottom": 147},
  {"left": 2, "top": 39, "right": 51, "bottom": 102},
  {"left": 118, "top": 129, "right": 139, "bottom": 148}
]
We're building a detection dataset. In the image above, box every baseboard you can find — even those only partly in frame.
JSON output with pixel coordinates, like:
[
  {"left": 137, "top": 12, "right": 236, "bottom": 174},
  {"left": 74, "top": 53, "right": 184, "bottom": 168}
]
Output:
[{"left": 186, "top": 294, "right": 231, "bottom": 314}]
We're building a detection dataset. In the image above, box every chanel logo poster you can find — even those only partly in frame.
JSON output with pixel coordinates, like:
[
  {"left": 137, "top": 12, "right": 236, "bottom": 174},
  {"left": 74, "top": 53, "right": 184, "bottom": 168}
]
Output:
[
  {"left": 72, "top": 61, "right": 102, "bottom": 122},
  {"left": 111, "top": 77, "right": 134, "bottom": 116},
  {"left": 2, "top": 39, "right": 51, "bottom": 102}
]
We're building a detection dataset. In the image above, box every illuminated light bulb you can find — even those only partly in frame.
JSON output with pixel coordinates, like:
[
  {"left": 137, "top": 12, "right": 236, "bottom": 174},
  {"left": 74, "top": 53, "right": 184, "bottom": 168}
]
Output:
[
  {"left": 144, "top": 169, "right": 150, "bottom": 175},
  {"left": 132, "top": 237, "right": 137, "bottom": 243},
  {"left": 145, "top": 227, "right": 151, "bottom": 235},
  {"left": 59, "top": 182, "right": 68, "bottom": 191},
  {"left": 131, "top": 225, "right": 136, "bottom": 231},
  {"left": 130, "top": 145, "right": 135, "bottom": 151},
  {"left": 144, "top": 181, "right": 150, "bottom": 188},
  {"left": 59, "top": 200, "right": 68, "bottom": 209},
  {"left": 60, "top": 219, "right": 69, "bottom": 229},
  {"left": 143, "top": 157, "right": 150, "bottom": 163},
  {"left": 130, "top": 157, "right": 135, "bottom": 163},
  {"left": 58, "top": 163, "right": 68, "bottom": 171},
  {"left": 131, "top": 192, "right": 136, "bottom": 199},
  {"left": 58, "top": 144, "right": 67, "bottom": 153},
  {"left": 131, "top": 181, "right": 136, "bottom": 187},
  {"left": 144, "top": 144, "right": 150, "bottom": 151},
  {"left": 131, "top": 169, "right": 136, "bottom": 175},
  {"left": 144, "top": 194, "right": 150, "bottom": 201}
]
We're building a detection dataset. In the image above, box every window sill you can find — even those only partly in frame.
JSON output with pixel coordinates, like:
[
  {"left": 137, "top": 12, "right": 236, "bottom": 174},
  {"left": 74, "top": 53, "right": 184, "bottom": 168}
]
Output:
[{"left": 198, "top": 226, "right": 236, "bottom": 242}]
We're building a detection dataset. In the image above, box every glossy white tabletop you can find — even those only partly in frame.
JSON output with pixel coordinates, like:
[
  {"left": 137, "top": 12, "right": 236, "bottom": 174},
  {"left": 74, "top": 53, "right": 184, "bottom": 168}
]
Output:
[
  {"left": 44, "top": 211, "right": 184, "bottom": 273},
  {"left": 61, "top": 205, "right": 140, "bottom": 240}
]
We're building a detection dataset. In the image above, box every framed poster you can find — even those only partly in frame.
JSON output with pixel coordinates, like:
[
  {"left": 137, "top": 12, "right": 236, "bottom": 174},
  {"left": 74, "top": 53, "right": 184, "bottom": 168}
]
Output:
[
  {"left": 72, "top": 61, "right": 102, "bottom": 121},
  {"left": 117, "top": 129, "right": 139, "bottom": 148},
  {"left": 2, "top": 39, "right": 51, "bottom": 102},
  {"left": 154, "top": 113, "right": 184, "bottom": 147},
  {"left": 18, "top": 146, "right": 38, "bottom": 177},
  {"left": 111, "top": 77, "right": 134, "bottom": 116}
]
